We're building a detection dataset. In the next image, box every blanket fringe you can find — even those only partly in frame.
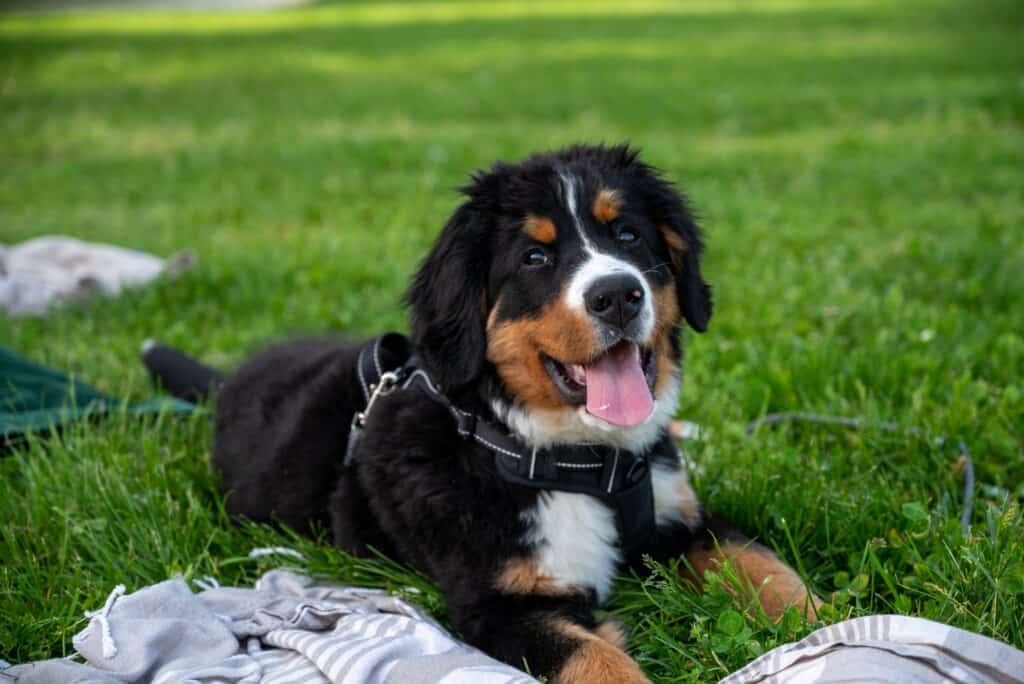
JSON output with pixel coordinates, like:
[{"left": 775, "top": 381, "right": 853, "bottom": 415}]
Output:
[
  {"left": 248, "top": 546, "right": 306, "bottom": 561},
  {"left": 81, "top": 584, "right": 126, "bottom": 659}
]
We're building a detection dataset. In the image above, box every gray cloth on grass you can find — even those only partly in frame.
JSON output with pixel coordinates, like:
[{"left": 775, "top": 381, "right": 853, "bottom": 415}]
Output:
[
  {"left": 7, "top": 575, "right": 1021, "bottom": 684},
  {"left": 721, "top": 614, "right": 1024, "bottom": 684},
  {"left": 0, "top": 236, "right": 196, "bottom": 317},
  {"left": 2, "top": 570, "right": 537, "bottom": 684}
]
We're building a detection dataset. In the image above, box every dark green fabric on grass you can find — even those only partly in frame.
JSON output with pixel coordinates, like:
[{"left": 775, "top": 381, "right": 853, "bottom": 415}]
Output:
[{"left": 0, "top": 346, "right": 194, "bottom": 439}]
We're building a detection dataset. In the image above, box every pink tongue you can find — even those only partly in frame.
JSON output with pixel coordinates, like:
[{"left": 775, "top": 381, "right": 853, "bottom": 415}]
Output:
[{"left": 584, "top": 343, "right": 654, "bottom": 427}]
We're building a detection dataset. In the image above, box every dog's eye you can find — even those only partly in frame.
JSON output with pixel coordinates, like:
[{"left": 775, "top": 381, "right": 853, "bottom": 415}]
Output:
[
  {"left": 522, "top": 248, "right": 551, "bottom": 268},
  {"left": 615, "top": 226, "right": 639, "bottom": 244}
]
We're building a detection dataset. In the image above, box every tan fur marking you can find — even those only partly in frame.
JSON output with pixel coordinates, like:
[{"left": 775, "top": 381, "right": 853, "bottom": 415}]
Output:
[
  {"left": 496, "top": 558, "right": 577, "bottom": 596},
  {"left": 592, "top": 189, "right": 623, "bottom": 224},
  {"left": 594, "top": 620, "right": 628, "bottom": 650},
  {"left": 659, "top": 224, "right": 687, "bottom": 253},
  {"left": 487, "top": 287, "right": 598, "bottom": 411},
  {"left": 659, "top": 224, "right": 687, "bottom": 271},
  {"left": 525, "top": 215, "right": 557, "bottom": 244},
  {"left": 553, "top": 620, "right": 649, "bottom": 684},
  {"left": 652, "top": 286, "right": 681, "bottom": 395},
  {"left": 685, "top": 542, "right": 822, "bottom": 621}
]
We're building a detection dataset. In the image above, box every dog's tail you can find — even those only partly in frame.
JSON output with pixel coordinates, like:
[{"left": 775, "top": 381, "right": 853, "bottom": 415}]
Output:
[{"left": 141, "top": 340, "right": 224, "bottom": 404}]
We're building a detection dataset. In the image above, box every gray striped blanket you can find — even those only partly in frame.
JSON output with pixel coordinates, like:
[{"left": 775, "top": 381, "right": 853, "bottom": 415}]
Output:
[
  {"left": 2, "top": 570, "right": 538, "bottom": 684},
  {"left": 722, "top": 613, "right": 1024, "bottom": 684},
  {"left": 5, "top": 571, "right": 1023, "bottom": 683}
]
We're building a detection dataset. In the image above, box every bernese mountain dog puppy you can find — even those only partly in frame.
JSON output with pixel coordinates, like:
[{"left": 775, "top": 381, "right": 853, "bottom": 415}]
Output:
[{"left": 158, "top": 144, "right": 820, "bottom": 683}]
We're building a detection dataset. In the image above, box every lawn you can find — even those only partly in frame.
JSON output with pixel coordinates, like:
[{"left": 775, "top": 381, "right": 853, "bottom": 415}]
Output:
[{"left": 1, "top": 0, "right": 1023, "bottom": 679}]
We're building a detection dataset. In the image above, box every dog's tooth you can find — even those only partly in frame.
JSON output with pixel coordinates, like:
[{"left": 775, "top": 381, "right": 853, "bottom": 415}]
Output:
[{"left": 569, "top": 364, "right": 587, "bottom": 385}]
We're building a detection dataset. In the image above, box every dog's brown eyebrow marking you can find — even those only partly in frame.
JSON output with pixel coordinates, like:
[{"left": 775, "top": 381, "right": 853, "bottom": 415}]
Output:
[
  {"left": 524, "top": 214, "right": 557, "bottom": 243},
  {"left": 592, "top": 188, "right": 623, "bottom": 224}
]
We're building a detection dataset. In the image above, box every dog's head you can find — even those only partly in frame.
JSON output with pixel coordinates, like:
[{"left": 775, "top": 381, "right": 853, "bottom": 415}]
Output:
[{"left": 406, "top": 144, "right": 710, "bottom": 450}]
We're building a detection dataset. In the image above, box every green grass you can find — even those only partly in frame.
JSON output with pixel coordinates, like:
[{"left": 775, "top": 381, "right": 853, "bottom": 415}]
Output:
[{"left": 2, "top": 0, "right": 1023, "bottom": 678}]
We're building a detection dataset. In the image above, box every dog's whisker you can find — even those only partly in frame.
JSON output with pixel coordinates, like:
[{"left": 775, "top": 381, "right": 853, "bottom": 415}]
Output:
[{"left": 640, "top": 263, "right": 669, "bottom": 276}]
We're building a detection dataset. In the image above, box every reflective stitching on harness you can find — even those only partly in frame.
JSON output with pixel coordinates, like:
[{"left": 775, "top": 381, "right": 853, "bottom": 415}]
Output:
[
  {"left": 473, "top": 433, "right": 522, "bottom": 460},
  {"left": 357, "top": 349, "right": 371, "bottom": 402},
  {"left": 403, "top": 369, "right": 441, "bottom": 395},
  {"left": 372, "top": 337, "right": 383, "bottom": 379},
  {"left": 556, "top": 461, "right": 603, "bottom": 469},
  {"left": 606, "top": 449, "right": 620, "bottom": 494},
  {"left": 529, "top": 447, "right": 538, "bottom": 479}
]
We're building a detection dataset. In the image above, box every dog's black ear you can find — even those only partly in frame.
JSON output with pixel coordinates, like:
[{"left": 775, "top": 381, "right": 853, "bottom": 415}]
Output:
[
  {"left": 631, "top": 160, "right": 712, "bottom": 332},
  {"left": 405, "top": 177, "right": 497, "bottom": 390}
]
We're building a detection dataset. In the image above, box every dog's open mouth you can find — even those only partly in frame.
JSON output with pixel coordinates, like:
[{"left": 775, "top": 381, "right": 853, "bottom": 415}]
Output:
[{"left": 541, "top": 342, "right": 655, "bottom": 427}]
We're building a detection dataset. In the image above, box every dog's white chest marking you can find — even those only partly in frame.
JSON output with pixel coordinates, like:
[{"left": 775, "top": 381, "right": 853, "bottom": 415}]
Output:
[
  {"left": 523, "top": 491, "right": 621, "bottom": 602},
  {"left": 520, "top": 459, "right": 701, "bottom": 604}
]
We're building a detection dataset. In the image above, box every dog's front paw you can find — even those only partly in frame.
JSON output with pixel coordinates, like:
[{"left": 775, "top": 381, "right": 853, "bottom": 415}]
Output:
[{"left": 554, "top": 636, "right": 650, "bottom": 684}]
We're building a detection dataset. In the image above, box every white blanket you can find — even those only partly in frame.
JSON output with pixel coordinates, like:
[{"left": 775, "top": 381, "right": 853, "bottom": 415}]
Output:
[{"left": 0, "top": 236, "right": 195, "bottom": 317}]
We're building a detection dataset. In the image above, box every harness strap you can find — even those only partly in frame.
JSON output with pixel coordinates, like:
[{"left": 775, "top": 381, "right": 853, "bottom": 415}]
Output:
[
  {"left": 346, "top": 334, "right": 658, "bottom": 551},
  {"left": 401, "top": 369, "right": 610, "bottom": 471}
]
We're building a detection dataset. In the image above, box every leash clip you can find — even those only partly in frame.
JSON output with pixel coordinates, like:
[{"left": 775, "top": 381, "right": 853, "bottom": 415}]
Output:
[
  {"left": 347, "top": 370, "right": 401, "bottom": 468},
  {"left": 354, "top": 370, "right": 400, "bottom": 428}
]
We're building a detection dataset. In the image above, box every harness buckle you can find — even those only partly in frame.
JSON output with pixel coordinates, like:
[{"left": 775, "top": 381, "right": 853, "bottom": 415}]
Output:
[{"left": 455, "top": 411, "right": 476, "bottom": 437}]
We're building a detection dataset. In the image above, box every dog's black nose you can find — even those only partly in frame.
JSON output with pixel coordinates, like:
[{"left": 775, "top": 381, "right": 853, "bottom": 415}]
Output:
[{"left": 585, "top": 274, "right": 645, "bottom": 330}]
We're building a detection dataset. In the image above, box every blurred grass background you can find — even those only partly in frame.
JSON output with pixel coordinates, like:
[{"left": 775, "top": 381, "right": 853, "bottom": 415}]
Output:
[{"left": 2, "top": 0, "right": 1023, "bottom": 679}]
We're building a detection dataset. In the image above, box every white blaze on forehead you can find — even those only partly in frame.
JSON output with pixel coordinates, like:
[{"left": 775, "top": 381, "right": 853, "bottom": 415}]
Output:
[
  {"left": 558, "top": 170, "right": 654, "bottom": 341},
  {"left": 559, "top": 171, "right": 596, "bottom": 252}
]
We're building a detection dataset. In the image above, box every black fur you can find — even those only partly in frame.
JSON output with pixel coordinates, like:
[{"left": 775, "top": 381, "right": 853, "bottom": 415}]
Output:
[{"left": 405, "top": 200, "right": 492, "bottom": 391}]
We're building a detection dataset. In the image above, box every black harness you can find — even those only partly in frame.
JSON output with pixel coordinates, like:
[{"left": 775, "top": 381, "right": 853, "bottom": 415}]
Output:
[{"left": 346, "top": 334, "right": 658, "bottom": 552}]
